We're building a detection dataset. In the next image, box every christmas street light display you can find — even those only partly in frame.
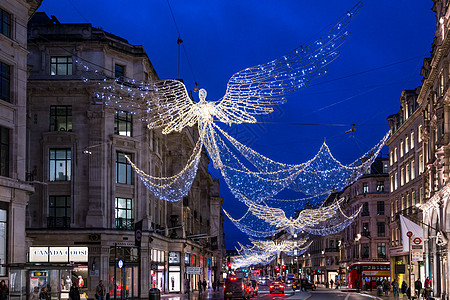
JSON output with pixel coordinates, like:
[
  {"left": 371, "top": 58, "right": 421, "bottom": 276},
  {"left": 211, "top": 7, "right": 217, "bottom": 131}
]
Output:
[{"left": 78, "top": 3, "right": 372, "bottom": 237}]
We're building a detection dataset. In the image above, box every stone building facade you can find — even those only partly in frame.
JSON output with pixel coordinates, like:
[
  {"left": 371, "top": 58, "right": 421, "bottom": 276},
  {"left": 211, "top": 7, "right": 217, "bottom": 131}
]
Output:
[
  {"left": 23, "top": 12, "right": 225, "bottom": 300},
  {"left": 386, "top": 88, "right": 425, "bottom": 289},
  {"left": 0, "top": 0, "right": 41, "bottom": 298},
  {"left": 338, "top": 157, "right": 391, "bottom": 288}
]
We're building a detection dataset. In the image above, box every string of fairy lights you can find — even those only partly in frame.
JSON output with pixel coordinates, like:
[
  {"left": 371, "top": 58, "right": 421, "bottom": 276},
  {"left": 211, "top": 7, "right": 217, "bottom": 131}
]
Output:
[{"left": 76, "top": 2, "right": 375, "bottom": 267}]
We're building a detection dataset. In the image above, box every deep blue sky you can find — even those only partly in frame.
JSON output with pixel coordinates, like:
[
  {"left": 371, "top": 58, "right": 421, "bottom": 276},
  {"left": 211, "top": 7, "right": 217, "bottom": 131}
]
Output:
[{"left": 38, "top": 0, "right": 436, "bottom": 249}]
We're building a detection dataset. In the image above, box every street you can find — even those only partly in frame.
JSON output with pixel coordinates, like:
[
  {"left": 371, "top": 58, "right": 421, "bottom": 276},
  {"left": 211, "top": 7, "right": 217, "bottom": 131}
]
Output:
[{"left": 160, "top": 286, "right": 386, "bottom": 300}]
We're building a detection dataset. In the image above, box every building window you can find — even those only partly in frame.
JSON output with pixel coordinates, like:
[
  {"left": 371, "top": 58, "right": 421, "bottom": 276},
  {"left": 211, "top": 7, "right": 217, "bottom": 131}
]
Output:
[
  {"left": 405, "top": 136, "right": 409, "bottom": 153},
  {"left": 362, "top": 222, "right": 369, "bottom": 236},
  {"left": 419, "top": 154, "right": 424, "bottom": 174},
  {"left": 0, "top": 209, "right": 6, "bottom": 276},
  {"left": 377, "top": 201, "right": 385, "bottom": 216},
  {"left": 50, "top": 56, "right": 73, "bottom": 75},
  {"left": 115, "top": 197, "right": 134, "bottom": 230},
  {"left": 363, "top": 182, "right": 369, "bottom": 194},
  {"left": 411, "top": 160, "right": 415, "bottom": 180},
  {"left": 361, "top": 202, "right": 369, "bottom": 216},
  {"left": 383, "top": 162, "right": 388, "bottom": 174},
  {"left": 0, "top": 9, "right": 11, "bottom": 38},
  {"left": 0, "top": 61, "right": 11, "bottom": 102},
  {"left": 411, "top": 131, "right": 414, "bottom": 149},
  {"left": 377, "top": 243, "right": 386, "bottom": 258},
  {"left": 48, "top": 196, "right": 71, "bottom": 228},
  {"left": 377, "top": 222, "right": 385, "bottom": 237},
  {"left": 362, "top": 244, "right": 369, "bottom": 258},
  {"left": 50, "top": 106, "right": 72, "bottom": 131},
  {"left": 377, "top": 181, "right": 384, "bottom": 192},
  {"left": 116, "top": 152, "right": 132, "bottom": 184},
  {"left": 49, "top": 149, "right": 71, "bottom": 181},
  {"left": 406, "top": 164, "right": 410, "bottom": 183},
  {"left": 114, "top": 111, "right": 132, "bottom": 137},
  {"left": 390, "top": 176, "right": 394, "bottom": 192},
  {"left": 418, "top": 125, "right": 422, "bottom": 143},
  {"left": 115, "top": 64, "right": 125, "bottom": 79},
  {"left": 0, "top": 126, "right": 9, "bottom": 177},
  {"left": 400, "top": 141, "right": 404, "bottom": 157},
  {"left": 400, "top": 167, "right": 404, "bottom": 186},
  {"left": 390, "top": 151, "right": 393, "bottom": 166},
  {"left": 419, "top": 187, "right": 423, "bottom": 203},
  {"left": 394, "top": 172, "right": 398, "bottom": 190},
  {"left": 394, "top": 147, "right": 398, "bottom": 162},
  {"left": 412, "top": 190, "right": 417, "bottom": 205}
]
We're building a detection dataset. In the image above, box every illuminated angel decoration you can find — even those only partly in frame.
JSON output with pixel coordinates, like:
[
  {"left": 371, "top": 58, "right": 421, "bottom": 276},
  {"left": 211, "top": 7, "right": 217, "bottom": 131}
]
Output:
[{"left": 80, "top": 3, "right": 373, "bottom": 237}]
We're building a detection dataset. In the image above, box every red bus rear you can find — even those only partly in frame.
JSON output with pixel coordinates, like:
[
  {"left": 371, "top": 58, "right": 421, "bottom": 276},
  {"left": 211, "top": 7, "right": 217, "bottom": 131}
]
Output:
[{"left": 347, "top": 262, "right": 390, "bottom": 289}]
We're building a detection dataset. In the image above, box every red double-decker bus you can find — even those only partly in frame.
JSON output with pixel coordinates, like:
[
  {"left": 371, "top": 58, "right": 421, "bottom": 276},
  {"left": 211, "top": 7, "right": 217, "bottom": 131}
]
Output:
[{"left": 347, "top": 262, "right": 390, "bottom": 289}]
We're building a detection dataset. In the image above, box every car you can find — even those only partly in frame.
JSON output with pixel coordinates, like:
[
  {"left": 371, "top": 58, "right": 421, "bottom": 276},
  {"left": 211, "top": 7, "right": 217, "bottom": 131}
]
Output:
[
  {"left": 292, "top": 281, "right": 300, "bottom": 291},
  {"left": 303, "top": 281, "right": 316, "bottom": 291},
  {"left": 224, "top": 277, "right": 250, "bottom": 299},
  {"left": 269, "top": 281, "right": 285, "bottom": 294}
]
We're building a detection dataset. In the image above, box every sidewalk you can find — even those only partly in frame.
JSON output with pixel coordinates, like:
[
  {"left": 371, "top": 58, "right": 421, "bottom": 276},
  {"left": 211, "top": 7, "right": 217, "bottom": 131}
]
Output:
[{"left": 336, "top": 286, "right": 442, "bottom": 300}]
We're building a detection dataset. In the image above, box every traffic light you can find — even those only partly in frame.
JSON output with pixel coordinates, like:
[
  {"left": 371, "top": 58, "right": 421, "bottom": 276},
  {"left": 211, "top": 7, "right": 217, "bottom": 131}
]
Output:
[
  {"left": 282, "top": 265, "right": 286, "bottom": 270},
  {"left": 276, "top": 267, "right": 280, "bottom": 272}
]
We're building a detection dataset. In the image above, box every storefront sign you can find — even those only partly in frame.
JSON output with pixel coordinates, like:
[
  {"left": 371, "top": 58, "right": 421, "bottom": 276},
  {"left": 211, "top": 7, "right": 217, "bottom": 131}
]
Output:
[
  {"left": 29, "top": 246, "right": 88, "bottom": 263},
  {"left": 186, "top": 267, "right": 203, "bottom": 275},
  {"left": 168, "top": 251, "right": 180, "bottom": 265}
]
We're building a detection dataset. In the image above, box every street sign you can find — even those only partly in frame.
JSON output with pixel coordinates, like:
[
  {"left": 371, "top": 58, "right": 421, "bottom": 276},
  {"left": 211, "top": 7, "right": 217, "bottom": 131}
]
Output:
[
  {"left": 407, "top": 231, "right": 413, "bottom": 238},
  {"left": 186, "top": 267, "right": 202, "bottom": 275},
  {"left": 412, "top": 249, "right": 423, "bottom": 261},
  {"left": 118, "top": 260, "right": 123, "bottom": 268}
]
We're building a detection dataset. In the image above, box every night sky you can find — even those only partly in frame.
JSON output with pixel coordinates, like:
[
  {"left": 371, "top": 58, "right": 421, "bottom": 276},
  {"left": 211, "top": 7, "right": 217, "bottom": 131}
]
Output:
[{"left": 37, "top": 0, "right": 436, "bottom": 250}]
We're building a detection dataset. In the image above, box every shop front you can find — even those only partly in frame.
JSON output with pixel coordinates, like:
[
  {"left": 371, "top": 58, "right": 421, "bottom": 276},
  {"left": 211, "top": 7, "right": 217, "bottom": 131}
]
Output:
[
  {"left": 109, "top": 246, "right": 139, "bottom": 298},
  {"left": 168, "top": 251, "right": 181, "bottom": 293},
  {"left": 150, "top": 249, "right": 165, "bottom": 292},
  {"left": 9, "top": 246, "right": 89, "bottom": 300}
]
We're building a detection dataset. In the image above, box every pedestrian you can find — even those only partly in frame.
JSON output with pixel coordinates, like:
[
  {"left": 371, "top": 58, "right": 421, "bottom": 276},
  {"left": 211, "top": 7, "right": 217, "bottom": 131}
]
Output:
[
  {"left": 69, "top": 282, "right": 80, "bottom": 300},
  {"left": 198, "top": 280, "right": 202, "bottom": 294},
  {"left": 424, "top": 277, "right": 432, "bottom": 299},
  {"left": 0, "top": 281, "right": 8, "bottom": 300},
  {"left": 212, "top": 280, "right": 216, "bottom": 292},
  {"left": 39, "top": 287, "right": 49, "bottom": 300},
  {"left": 31, "top": 287, "right": 40, "bottom": 300},
  {"left": 216, "top": 280, "right": 220, "bottom": 291},
  {"left": 96, "top": 280, "right": 106, "bottom": 300},
  {"left": 335, "top": 279, "right": 339, "bottom": 289},
  {"left": 202, "top": 279, "right": 207, "bottom": 292},
  {"left": 330, "top": 279, "right": 334, "bottom": 289},
  {"left": 401, "top": 280, "right": 407, "bottom": 294},
  {"left": 415, "top": 278, "right": 422, "bottom": 298},
  {"left": 392, "top": 279, "right": 399, "bottom": 297},
  {"left": 185, "top": 278, "right": 190, "bottom": 296},
  {"left": 383, "top": 279, "right": 390, "bottom": 296}
]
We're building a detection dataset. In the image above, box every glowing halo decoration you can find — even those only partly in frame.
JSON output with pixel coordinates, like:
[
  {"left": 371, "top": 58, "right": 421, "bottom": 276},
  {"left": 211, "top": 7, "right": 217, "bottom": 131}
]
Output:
[{"left": 77, "top": 2, "right": 375, "bottom": 238}]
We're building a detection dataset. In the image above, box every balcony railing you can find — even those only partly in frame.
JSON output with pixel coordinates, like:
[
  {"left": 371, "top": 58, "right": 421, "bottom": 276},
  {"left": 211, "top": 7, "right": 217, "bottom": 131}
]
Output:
[
  {"left": 325, "top": 248, "right": 339, "bottom": 253},
  {"left": 47, "top": 217, "right": 70, "bottom": 229},
  {"left": 116, "top": 218, "right": 134, "bottom": 230}
]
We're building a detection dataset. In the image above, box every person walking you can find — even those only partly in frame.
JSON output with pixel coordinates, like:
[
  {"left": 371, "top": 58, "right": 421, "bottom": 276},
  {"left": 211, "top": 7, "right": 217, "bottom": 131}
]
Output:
[
  {"left": 212, "top": 280, "right": 216, "bottom": 292},
  {"left": 392, "top": 279, "right": 399, "bottom": 297},
  {"left": 330, "top": 279, "right": 334, "bottom": 289},
  {"left": 39, "top": 287, "right": 49, "bottom": 300},
  {"left": 30, "top": 287, "right": 40, "bottom": 300},
  {"left": 202, "top": 279, "right": 207, "bottom": 292},
  {"left": 424, "top": 277, "right": 432, "bottom": 299},
  {"left": 96, "top": 280, "right": 106, "bottom": 300},
  {"left": 185, "top": 278, "right": 190, "bottom": 296},
  {"left": 401, "top": 280, "right": 408, "bottom": 295},
  {"left": 198, "top": 280, "right": 202, "bottom": 294},
  {"left": 414, "top": 278, "right": 422, "bottom": 299},
  {"left": 0, "top": 281, "right": 8, "bottom": 300},
  {"left": 69, "top": 283, "right": 80, "bottom": 300}
]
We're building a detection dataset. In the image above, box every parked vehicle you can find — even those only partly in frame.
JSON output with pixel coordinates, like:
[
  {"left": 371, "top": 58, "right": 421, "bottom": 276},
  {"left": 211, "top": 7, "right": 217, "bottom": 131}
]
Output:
[
  {"left": 224, "top": 277, "right": 250, "bottom": 299},
  {"left": 269, "top": 281, "right": 285, "bottom": 294}
]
